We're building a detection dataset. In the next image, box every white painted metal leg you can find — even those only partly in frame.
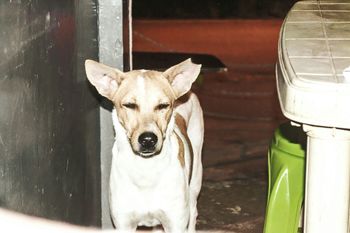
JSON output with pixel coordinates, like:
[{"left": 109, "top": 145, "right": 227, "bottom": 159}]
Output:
[{"left": 303, "top": 125, "right": 350, "bottom": 233}]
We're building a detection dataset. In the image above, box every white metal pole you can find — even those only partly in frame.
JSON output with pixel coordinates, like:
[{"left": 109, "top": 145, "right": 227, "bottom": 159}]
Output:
[{"left": 303, "top": 125, "right": 350, "bottom": 233}]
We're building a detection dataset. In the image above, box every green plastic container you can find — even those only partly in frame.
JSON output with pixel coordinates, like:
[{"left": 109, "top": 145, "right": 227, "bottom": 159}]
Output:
[{"left": 263, "top": 123, "right": 306, "bottom": 233}]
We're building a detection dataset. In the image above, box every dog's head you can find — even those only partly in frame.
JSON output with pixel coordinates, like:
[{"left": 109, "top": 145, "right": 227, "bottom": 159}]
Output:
[{"left": 85, "top": 59, "right": 201, "bottom": 157}]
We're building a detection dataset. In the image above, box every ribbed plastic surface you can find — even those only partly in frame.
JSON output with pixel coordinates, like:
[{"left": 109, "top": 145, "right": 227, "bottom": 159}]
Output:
[{"left": 277, "top": 0, "right": 350, "bottom": 128}]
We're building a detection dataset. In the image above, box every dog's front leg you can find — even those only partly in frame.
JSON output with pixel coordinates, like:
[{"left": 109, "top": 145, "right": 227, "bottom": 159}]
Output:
[
  {"left": 113, "top": 214, "right": 138, "bottom": 233},
  {"left": 160, "top": 211, "right": 189, "bottom": 233},
  {"left": 162, "top": 222, "right": 187, "bottom": 233}
]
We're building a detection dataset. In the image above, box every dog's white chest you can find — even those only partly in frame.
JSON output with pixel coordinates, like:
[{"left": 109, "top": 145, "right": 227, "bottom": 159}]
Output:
[
  {"left": 110, "top": 165, "right": 187, "bottom": 225},
  {"left": 109, "top": 129, "right": 189, "bottom": 228}
]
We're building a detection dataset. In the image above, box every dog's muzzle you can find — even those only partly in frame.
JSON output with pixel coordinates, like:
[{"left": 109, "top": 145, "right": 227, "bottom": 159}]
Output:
[{"left": 138, "top": 132, "right": 158, "bottom": 156}]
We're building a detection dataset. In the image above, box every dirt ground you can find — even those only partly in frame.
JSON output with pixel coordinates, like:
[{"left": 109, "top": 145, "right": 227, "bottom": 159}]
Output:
[{"left": 197, "top": 172, "right": 267, "bottom": 232}]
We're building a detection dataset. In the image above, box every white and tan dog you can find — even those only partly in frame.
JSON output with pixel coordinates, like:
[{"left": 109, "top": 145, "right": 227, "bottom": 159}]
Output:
[{"left": 85, "top": 59, "right": 204, "bottom": 233}]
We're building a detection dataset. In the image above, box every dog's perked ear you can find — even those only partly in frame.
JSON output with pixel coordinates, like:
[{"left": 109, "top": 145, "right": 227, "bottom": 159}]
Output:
[
  {"left": 163, "top": 59, "right": 201, "bottom": 99},
  {"left": 85, "top": 60, "right": 124, "bottom": 100}
]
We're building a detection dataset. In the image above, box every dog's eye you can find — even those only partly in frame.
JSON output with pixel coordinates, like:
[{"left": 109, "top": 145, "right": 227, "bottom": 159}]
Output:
[
  {"left": 123, "top": 103, "right": 138, "bottom": 110},
  {"left": 156, "top": 103, "right": 170, "bottom": 110}
]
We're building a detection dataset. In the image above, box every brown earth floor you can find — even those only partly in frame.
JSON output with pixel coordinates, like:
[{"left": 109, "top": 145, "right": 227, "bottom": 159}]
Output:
[{"left": 133, "top": 19, "right": 287, "bottom": 232}]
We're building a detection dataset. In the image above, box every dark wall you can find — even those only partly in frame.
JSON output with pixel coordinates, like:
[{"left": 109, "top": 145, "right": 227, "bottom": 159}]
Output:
[
  {"left": 133, "top": 0, "right": 297, "bottom": 19},
  {"left": 0, "top": 0, "right": 101, "bottom": 226}
]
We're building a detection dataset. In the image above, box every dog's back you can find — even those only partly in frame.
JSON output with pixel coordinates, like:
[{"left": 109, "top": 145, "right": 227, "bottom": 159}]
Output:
[
  {"left": 175, "top": 92, "right": 203, "bottom": 190},
  {"left": 175, "top": 92, "right": 204, "bottom": 232}
]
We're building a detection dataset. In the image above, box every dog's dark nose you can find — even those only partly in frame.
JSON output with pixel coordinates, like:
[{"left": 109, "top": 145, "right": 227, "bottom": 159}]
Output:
[{"left": 138, "top": 132, "right": 158, "bottom": 150}]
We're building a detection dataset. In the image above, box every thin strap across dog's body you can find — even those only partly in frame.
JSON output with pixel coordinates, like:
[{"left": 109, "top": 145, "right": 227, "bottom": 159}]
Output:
[{"left": 174, "top": 114, "right": 194, "bottom": 183}]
